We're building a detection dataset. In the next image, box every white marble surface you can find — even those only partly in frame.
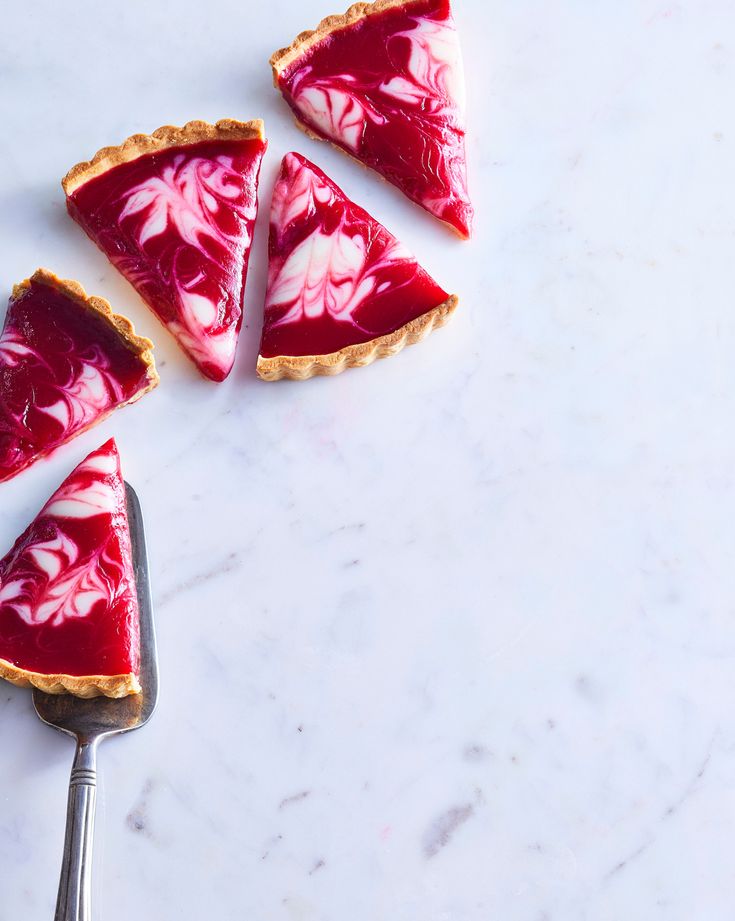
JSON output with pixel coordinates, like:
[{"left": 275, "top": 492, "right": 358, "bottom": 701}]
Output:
[{"left": 1, "top": 0, "right": 734, "bottom": 917}]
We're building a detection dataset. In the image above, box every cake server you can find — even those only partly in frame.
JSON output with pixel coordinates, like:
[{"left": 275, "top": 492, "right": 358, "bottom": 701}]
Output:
[{"left": 32, "top": 483, "right": 159, "bottom": 921}]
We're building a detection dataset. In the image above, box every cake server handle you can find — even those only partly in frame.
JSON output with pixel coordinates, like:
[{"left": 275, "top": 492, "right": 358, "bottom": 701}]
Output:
[{"left": 54, "top": 737, "right": 99, "bottom": 921}]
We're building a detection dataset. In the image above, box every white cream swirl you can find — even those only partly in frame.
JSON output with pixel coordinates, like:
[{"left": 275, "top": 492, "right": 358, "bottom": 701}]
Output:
[
  {"left": 119, "top": 155, "right": 251, "bottom": 253},
  {"left": 37, "top": 352, "right": 125, "bottom": 433},
  {"left": 285, "top": 6, "right": 471, "bottom": 232},
  {"left": 115, "top": 154, "right": 256, "bottom": 375},
  {"left": 0, "top": 442, "right": 125, "bottom": 627},
  {"left": 292, "top": 72, "right": 386, "bottom": 152},
  {"left": 380, "top": 15, "right": 466, "bottom": 122},
  {"left": 266, "top": 156, "right": 414, "bottom": 328},
  {"left": 271, "top": 159, "right": 333, "bottom": 231},
  {"left": 42, "top": 449, "right": 118, "bottom": 519},
  {"left": 269, "top": 227, "right": 411, "bottom": 327},
  {"left": 291, "top": 11, "right": 465, "bottom": 154},
  {"left": 0, "top": 531, "right": 112, "bottom": 627},
  {"left": 0, "top": 328, "right": 36, "bottom": 367}
]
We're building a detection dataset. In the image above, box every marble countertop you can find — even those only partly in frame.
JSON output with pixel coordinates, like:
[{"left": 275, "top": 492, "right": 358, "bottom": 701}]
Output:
[{"left": 1, "top": 0, "right": 733, "bottom": 918}]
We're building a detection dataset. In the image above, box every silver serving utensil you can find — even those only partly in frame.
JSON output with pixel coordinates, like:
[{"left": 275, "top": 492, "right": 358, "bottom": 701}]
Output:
[{"left": 32, "top": 483, "right": 159, "bottom": 921}]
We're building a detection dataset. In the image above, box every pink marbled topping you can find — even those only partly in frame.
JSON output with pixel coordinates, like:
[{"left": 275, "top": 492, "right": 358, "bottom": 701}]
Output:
[
  {"left": 260, "top": 152, "right": 451, "bottom": 359},
  {"left": 0, "top": 440, "right": 140, "bottom": 679},
  {"left": 0, "top": 275, "right": 155, "bottom": 483},
  {"left": 67, "top": 137, "right": 267, "bottom": 381},
  {"left": 276, "top": 0, "right": 472, "bottom": 236}
]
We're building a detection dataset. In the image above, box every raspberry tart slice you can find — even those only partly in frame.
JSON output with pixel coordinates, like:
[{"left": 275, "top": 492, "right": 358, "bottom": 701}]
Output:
[
  {"left": 63, "top": 119, "right": 268, "bottom": 381},
  {"left": 0, "top": 269, "right": 158, "bottom": 484},
  {"left": 0, "top": 440, "right": 141, "bottom": 698},
  {"left": 257, "top": 152, "right": 457, "bottom": 380},
  {"left": 271, "top": 0, "right": 472, "bottom": 237}
]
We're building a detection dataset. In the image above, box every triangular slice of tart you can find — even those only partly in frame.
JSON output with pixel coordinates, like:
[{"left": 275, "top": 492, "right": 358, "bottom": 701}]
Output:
[
  {"left": 257, "top": 152, "right": 457, "bottom": 380},
  {"left": 0, "top": 269, "right": 158, "bottom": 484},
  {"left": 0, "top": 440, "right": 141, "bottom": 698},
  {"left": 63, "top": 119, "right": 268, "bottom": 381},
  {"left": 271, "top": 0, "right": 472, "bottom": 237}
]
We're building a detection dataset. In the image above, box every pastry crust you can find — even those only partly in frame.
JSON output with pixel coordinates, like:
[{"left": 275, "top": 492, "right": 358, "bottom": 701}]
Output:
[
  {"left": 12, "top": 268, "right": 159, "bottom": 392},
  {"left": 271, "top": 0, "right": 420, "bottom": 77},
  {"left": 257, "top": 294, "right": 458, "bottom": 381},
  {"left": 62, "top": 118, "right": 266, "bottom": 195},
  {"left": 0, "top": 656, "right": 140, "bottom": 698}
]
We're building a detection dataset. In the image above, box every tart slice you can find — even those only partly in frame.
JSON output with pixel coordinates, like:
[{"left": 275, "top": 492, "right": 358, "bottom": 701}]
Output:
[
  {"left": 271, "top": 0, "right": 472, "bottom": 237},
  {"left": 257, "top": 152, "right": 457, "bottom": 380},
  {"left": 0, "top": 269, "right": 158, "bottom": 484},
  {"left": 0, "top": 440, "right": 141, "bottom": 698},
  {"left": 63, "top": 119, "right": 268, "bottom": 381}
]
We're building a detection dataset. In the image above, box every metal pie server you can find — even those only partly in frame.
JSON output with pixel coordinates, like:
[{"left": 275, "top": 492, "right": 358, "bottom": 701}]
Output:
[{"left": 32, "top": 483, "right": 159, "bottom": 921}]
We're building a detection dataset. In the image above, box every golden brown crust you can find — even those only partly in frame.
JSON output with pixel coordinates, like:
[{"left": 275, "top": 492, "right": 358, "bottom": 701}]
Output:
[
  {"left": 257, "top": 294, "right": 458, "bottom": 381},
  {"left": 0, "top": 657, "right": 140, "bottom": 698},
  {"left": 271, "top": 0, "right": 422, "bottom": 78},
  {"left": 62, "top": 118, "right": 266, "bottom": 196},
  {"left": 11, "top": 268, "right": 159, "bottom": 392}
]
